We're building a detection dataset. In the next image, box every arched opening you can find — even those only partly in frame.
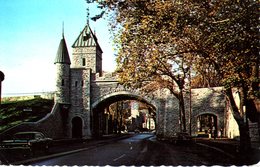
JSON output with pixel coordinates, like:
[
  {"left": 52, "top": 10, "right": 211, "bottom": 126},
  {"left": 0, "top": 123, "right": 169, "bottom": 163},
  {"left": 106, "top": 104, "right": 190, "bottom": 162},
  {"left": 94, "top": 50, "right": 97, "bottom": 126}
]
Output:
[
  {"left": 197, "top": 113, "right": 218, "bottom": 138},
  {"left": 72, "top": 117, "right": 83, "bottom": 138},
  {"left": 92, "top": 93, "right": 156, "bottom": 138}
]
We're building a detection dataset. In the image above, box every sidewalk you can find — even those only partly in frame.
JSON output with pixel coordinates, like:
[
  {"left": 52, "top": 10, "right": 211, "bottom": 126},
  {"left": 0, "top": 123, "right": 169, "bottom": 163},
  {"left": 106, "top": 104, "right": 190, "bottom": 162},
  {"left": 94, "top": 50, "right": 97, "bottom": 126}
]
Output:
[
  {"left": 195, "top": 138, "right": 260, "bottom": 165},
  {"left": 195, "top": 138, "right": 260, "bottom": 152}
]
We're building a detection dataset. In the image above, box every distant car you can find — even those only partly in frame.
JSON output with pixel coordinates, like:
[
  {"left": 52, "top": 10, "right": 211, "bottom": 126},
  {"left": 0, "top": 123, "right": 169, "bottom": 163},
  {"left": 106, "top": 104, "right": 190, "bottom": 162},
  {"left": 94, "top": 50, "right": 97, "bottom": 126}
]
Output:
[
  {"left": 134, "top": 129, "right": 140, "bottom": 133},
  {"left": 0, "top": 131, "right": 52, "bottom": 153},
  {"left": 172, "top": 132, "right": 192, "bottom": 144}
]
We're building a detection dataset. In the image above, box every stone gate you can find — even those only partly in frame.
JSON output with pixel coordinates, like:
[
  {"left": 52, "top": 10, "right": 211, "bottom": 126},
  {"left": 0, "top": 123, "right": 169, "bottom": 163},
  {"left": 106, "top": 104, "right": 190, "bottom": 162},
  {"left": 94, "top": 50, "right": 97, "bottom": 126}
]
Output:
[
  {"left": 53, "top": 23, "right": 230, "bottom": 139},
  {"left": 0, "top": 23, "right": 232, "bottom": 140}
]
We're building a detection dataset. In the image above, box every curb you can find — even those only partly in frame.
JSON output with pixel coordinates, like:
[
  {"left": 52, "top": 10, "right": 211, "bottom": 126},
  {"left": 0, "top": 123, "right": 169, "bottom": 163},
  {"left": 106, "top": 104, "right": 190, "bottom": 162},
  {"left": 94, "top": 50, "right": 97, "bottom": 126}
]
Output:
[
  {"left": 12, "top": 144, "right": 102, "bottom": 165},
  {"left": 196, "top": 143, "right": 235, "bottom": 159},
  {"left": 11, "top": 134, "right": 133, "bottom": 165}
]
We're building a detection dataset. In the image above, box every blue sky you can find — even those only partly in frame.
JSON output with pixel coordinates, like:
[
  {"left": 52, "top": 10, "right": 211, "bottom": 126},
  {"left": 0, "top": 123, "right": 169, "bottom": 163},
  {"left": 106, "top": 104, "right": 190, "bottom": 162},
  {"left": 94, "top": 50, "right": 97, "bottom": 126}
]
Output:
[{"left": 0, "top": 0, "right": 116, "bottom": 96}]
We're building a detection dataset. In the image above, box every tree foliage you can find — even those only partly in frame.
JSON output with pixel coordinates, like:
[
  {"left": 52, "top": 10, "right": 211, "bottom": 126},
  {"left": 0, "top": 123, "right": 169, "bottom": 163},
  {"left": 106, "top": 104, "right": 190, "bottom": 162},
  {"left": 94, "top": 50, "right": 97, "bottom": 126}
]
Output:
[
  {"left": 95, "top": 0, "right": 198, "bottom": 132},
  {"left": 89, "top": 0, "right": 259, "bottom": 150}
]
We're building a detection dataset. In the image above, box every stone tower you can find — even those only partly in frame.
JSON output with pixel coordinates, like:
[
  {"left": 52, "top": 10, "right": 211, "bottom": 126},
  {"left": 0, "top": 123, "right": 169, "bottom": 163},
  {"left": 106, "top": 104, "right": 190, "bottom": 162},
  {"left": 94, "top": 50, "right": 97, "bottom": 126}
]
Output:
[
  {"left": 72, "top": 23, "right": 103, "bottom": 74},
  {"left": 54, "top": 34, "right": 71, "bottom": 104}
]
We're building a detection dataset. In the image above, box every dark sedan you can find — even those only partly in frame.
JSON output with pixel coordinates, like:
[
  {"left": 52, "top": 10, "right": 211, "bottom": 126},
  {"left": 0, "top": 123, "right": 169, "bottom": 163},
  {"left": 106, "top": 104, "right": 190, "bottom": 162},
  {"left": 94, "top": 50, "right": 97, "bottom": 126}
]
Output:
[{"left": 0, "top": 131, "right": 52, "bottom": 153}]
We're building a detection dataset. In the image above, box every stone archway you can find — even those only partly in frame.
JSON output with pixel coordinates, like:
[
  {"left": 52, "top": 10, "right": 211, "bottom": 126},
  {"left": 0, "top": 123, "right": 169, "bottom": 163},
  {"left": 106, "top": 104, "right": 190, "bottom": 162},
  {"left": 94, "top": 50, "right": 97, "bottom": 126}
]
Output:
[
  {"left": 72, "top": 117, "right": 83, "bottom": 138},
  {"left": 196, "top": 113, "right": 218, "bottom": 138},
  {"left": 91, "top": 91, "right": 157, "bottom": 138}
]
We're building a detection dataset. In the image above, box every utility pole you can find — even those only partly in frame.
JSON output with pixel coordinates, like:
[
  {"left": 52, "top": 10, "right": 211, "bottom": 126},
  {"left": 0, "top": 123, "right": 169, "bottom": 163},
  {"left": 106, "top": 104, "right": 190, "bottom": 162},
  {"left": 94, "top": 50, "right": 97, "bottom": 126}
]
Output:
[{"left": 0, "top": 71, "right": 5, "bottom": 105}]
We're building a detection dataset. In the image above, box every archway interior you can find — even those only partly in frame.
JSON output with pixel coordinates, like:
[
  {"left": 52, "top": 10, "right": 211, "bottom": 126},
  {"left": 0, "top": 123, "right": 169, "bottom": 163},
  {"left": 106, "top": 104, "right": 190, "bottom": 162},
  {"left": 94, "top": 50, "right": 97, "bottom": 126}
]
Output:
[
  {"left": 197, "top": 114, "right": 218, "bottom": 138},
  {"left": 92, "top": 94, "right": 156, "bottom": 137}
]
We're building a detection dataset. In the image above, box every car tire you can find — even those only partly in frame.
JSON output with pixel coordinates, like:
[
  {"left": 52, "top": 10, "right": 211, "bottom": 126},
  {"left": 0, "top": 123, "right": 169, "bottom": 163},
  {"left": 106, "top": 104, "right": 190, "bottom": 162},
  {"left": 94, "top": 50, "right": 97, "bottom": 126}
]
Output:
[
  {"left": 44, "top": 144, "right": 49, "bottom": 153},
  {"left": 29, "top": 147, "right": 35, "bottom": 157}
]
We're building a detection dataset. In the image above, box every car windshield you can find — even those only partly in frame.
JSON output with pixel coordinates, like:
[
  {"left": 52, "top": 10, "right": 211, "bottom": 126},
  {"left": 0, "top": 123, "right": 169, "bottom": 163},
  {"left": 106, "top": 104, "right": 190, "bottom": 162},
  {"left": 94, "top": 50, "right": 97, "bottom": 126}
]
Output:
[{"left": 14, "top": 133, "right": 35, "bottom": 140}]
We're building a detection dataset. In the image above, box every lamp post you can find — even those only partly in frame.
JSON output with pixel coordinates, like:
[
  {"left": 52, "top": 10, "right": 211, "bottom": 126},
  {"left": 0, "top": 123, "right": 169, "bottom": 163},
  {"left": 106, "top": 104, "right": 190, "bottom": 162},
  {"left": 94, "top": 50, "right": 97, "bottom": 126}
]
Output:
[
  {"left": 189, "top": 67, "right": 192, "bottom": 136},
  {"left": 0, "top": 71, "right": 5, "bottom": 105}
]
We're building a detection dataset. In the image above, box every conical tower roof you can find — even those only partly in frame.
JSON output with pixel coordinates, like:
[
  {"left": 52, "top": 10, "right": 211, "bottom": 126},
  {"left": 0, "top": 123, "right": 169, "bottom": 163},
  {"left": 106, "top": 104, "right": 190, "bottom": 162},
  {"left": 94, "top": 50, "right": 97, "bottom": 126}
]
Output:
[
  {"left": 72, "top": 24, "right": 103, "bottom": 53},
  {"left": 54, "top": 35, "right": 71, "bottom": 64}
]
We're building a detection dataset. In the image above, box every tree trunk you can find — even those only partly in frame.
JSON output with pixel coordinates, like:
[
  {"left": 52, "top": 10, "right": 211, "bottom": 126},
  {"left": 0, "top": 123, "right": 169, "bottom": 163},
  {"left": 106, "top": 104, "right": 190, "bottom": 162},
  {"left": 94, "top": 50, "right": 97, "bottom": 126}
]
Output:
[
  {"left": 238, "top": 121, "right": 251, "bottom": 152},
  {"left": 179, "top": 89, "right": 186, "bottom": 132},
  {"left": 258, "top": 114, "right": 260, "bottom": 143},
  {"left": 226, "top": 88, "right": 251, "bottom": 152}
]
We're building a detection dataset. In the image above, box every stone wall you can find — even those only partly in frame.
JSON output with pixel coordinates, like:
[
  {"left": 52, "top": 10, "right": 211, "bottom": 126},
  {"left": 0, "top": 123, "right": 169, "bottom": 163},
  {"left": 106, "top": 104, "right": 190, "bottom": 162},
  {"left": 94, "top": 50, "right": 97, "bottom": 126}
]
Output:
[
  {"left": 0, "top": 103, "right": 65, "bottom": 140},
  {"left": 249, "top": 122, "right": 260, "bottom": 141},
  {"left": 154, "top": 88, "right": 180, "bottom": 139},
  {"left": 155, "top": 87, "right": 227, "bottom": 138},
  {"left": 188, "top": 87, "right": 226, "bottom": 136}
]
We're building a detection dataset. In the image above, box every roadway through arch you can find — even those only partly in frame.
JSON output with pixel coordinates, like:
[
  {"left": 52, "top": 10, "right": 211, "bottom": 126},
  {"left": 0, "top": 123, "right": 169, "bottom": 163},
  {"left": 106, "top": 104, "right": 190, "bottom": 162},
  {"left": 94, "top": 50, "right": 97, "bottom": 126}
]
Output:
[{"left": 91, "top": 91, "right": 157, "bottom": 138}]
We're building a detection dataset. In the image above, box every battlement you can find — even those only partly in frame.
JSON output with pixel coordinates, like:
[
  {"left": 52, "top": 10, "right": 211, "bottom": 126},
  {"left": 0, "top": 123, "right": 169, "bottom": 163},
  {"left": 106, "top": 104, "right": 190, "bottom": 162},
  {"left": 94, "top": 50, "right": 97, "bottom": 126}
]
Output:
[{"left": 95, "top": 71, "right": 118, "bottom": 81}]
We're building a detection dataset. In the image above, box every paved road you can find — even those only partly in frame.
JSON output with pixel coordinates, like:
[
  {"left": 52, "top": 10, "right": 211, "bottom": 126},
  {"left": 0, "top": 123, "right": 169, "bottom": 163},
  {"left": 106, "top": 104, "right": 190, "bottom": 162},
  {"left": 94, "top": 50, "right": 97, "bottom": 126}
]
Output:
[{"left": 30, "top": 133, "right": 235, "bottom": 166}]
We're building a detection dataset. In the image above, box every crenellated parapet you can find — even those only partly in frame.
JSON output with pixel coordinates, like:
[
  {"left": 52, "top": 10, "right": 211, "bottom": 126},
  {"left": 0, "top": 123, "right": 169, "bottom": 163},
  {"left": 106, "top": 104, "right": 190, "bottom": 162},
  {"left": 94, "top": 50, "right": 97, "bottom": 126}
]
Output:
[{"left": 94, "top": 71, "right": 118, "bottom": 81}]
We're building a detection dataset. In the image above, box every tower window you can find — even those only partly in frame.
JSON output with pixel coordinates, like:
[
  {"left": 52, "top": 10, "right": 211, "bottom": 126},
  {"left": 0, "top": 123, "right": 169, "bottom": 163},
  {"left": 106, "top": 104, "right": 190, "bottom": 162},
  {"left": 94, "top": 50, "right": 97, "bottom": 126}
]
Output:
[
  {"left": 83, "top": 33, "right": 90, "bottom": 41},
  {"left": 82, "top": 58, "right": 86, "bottom": 66},
  {"left": 75, "top": 81, "right": 78, "bottom": 87},
  {"left": 83, "top": 36, "right": 88, "bottom": 41},
  {"left": 81, "top": 80, "right": 84, "bottom": 87}
]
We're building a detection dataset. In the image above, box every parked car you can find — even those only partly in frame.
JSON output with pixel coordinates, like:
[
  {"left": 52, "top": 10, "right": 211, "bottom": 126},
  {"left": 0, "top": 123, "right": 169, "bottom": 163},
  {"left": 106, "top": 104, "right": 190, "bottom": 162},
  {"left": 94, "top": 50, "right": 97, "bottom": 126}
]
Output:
[
  {"left": 0, "top": 131, "right": 52, "bottom": 153},
  {"left": 134, "top": 129, "right": 140, "bottom": 133},
  {"left": 172, "top": 132, "right": 192, "bottom": 144}
]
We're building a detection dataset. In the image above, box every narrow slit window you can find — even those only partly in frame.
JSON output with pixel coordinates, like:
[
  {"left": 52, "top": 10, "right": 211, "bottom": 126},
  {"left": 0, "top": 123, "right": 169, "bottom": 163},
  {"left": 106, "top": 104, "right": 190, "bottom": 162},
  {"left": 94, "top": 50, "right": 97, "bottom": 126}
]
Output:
[
  {"left": 75, "top": 81, "right": 78, "bottom": 87},
  {"left": 81, "top": 80, "right": 84, "bottom": 87},
  {"left": 82, "top": 58, "right": 86, "bottom": 66},
  {"left": 61, "top": 79, "right": 65, "bottom": 86}
]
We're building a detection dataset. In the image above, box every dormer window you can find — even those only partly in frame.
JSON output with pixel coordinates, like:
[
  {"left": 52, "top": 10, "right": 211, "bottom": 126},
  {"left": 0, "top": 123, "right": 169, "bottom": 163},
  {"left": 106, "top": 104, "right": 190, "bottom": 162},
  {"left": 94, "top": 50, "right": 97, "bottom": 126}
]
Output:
[
  {"left": 83, "top": 36, "right": 88, "bottom": 41},
  {"left": 83, "top": 33, "right": 90, "bottom": 41}
]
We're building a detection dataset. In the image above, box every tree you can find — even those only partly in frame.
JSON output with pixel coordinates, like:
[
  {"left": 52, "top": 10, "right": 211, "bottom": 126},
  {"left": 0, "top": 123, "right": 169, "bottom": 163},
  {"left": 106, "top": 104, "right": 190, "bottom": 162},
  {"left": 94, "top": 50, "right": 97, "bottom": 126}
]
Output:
[
  {"left": 96, "top": 1, "right": 196, "bottom": 132},
  {"left": 198, "top": 0, "right": 259, "bottom": 152},
  {"left": 89, "top": 0, "right": 259, "bottom": 151},
  {"left": 191, "top": 58, "right": 221, "bottom": 88}
]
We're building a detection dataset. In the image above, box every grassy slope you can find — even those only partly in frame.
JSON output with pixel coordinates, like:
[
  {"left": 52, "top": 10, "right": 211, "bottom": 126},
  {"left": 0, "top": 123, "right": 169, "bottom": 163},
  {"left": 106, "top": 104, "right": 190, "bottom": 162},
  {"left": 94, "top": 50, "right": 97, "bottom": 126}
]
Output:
[{"left": 0, "top": 98, "right": 54, "bottom": 133}]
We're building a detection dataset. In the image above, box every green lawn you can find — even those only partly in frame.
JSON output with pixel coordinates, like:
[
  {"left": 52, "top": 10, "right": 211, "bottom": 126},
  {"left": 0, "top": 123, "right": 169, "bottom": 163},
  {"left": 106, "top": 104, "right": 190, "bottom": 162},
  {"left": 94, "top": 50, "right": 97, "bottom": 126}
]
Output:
[{"left": 0, "top": 98, "right": 54, "bottom": 133}]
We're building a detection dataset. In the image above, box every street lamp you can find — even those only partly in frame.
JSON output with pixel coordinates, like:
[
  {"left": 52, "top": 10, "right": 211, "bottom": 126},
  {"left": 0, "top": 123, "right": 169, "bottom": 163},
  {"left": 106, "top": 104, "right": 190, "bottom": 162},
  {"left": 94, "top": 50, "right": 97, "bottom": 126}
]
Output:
[
  {"left": 0, "top": 71, "right": 5, "bottom": 105},
  {"left": 189, "top": 67, "right": 192, "bottom": 136}
]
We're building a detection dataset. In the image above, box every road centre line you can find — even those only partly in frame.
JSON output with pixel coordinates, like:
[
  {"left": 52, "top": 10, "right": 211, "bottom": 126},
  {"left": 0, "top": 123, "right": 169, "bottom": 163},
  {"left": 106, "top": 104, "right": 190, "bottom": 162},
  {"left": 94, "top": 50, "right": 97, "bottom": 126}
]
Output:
[{"left": 113, "top": 154, "right": 126, "bottom": 161}]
